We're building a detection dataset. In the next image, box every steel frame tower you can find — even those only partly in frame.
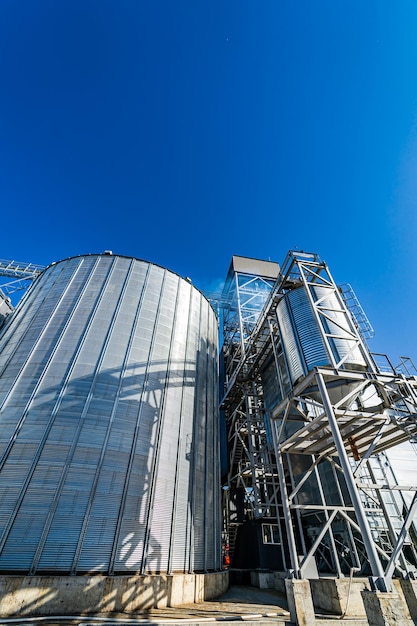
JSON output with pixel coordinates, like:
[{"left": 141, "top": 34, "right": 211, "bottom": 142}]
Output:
[
  {"left": 221, "top": 250, "right": 417, "bottom": 591},
  {"left": 221, "top": 257, "right": 282, "bottom": 562}
]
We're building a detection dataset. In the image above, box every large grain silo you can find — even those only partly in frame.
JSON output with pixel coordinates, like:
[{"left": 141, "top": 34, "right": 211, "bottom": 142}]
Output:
[{"left": 0, "top": 253, "right": 226, "bottom": 614}]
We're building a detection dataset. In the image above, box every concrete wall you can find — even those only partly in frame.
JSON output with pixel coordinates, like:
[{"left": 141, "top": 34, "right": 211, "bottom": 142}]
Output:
[
  {"left": 310, "top": 577, "right": 370, "bottom": 617},
  {"left": 250, "top": 571, "right": 287, "bottom": 593},
  {"left": 250, "top": 572, "right": 372, "bottom": 618},
  {"left": 0, "top": 571, "right": 229, "bottom": 617},
  {"left": 361, "top": 588, "right": 413, "bottom": 625}
]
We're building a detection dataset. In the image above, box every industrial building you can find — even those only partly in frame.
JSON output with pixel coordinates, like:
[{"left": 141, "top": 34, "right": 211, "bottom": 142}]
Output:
[{"left": 1, "top": 250, "right": 417, "bottom": 623}]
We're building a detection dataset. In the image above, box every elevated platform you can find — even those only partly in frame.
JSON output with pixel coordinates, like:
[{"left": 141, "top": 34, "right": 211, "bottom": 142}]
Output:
[{"left": 272, "top": 366, "right": 417, "bottom": 458}]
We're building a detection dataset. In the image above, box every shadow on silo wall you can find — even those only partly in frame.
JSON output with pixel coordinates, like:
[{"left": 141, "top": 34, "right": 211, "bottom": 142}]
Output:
[{"left": 0, "top": 346, "right": 219, "bottom": 575}]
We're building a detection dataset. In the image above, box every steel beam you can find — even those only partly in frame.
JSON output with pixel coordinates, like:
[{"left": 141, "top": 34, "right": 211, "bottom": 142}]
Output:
[{"left": 316, "top": 371, "right": 387, "bottom": 589}]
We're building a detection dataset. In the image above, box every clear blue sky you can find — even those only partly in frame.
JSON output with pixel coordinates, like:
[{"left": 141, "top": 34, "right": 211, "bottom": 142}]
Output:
[{"left": 1, "top": 1, "right": 417, "bottom": 362}]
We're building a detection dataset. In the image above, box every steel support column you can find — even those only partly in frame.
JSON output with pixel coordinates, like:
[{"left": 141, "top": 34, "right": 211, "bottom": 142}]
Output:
[
  {"left": 272, "top": 425, "right": 300, "bottom": 576},
  {"left": 316, "top": 371, "right": 387, "bottom": 590}
]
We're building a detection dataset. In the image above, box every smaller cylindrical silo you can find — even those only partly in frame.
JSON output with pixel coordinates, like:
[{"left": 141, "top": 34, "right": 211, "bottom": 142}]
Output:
[{"left": 276, "top": 284, "right": 368, "bottom": 387}]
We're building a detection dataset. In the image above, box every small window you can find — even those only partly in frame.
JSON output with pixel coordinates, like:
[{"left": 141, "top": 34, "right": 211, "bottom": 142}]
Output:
[{"left": 262, "top": 523, "right": 280, "bottom": 545}]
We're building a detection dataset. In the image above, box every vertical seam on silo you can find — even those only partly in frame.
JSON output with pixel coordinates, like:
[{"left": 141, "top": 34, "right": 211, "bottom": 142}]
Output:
[
  {"left": 268, "top": 316, "right": 285, "bottom": 402},
  {"left": 208, "top": 307, "right": 216, "bottom": 571},
  {"left": 274, "top": 302, "right": 293, "bottom": 389},
  {"left": 183, "top": 288, "right": 197, "bottom": 574},
  {"left": 0, "top": 266, "right": 58, "bottom": 372},
  {"left": 213, "top": 313, "right": 221, "bottom": 571},
  {"left": 286, "top": 292, "right": 309, "bottom": 379},
  {"left": 108, "top": 267, "right": 167, "bottom": 575},
  {"left": 71, "top": 260, "right": 151, "bottom": 575},
  {"left": 140, "top": 271, "right": 181, "bottom": 575},
  {"left": 0, "top": 261, "right": 52, "bottom": 347},
  {"left": 204, "top": 303, "right": 210, "bottom": 572},
  {"left": 0, "top": 259, "right": 83, "bottom": 407},
  {"left": 0, "top": 258, "right": 88, "bottom": 474},
  {"left": 28, "top": 256, "right": 132, "bottom": 574},
  {"left": 188, "top": 293, "right": 203, "bottom": 574},
  {"left": 167, "top": 279, "right": 193, "bottom": 575},
  {"left": 0, "top": 256, "right": 105, "bottom": 561}
]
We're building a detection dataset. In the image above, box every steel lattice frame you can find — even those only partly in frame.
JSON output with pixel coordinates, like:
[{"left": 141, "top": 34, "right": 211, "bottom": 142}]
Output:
[
  {"left": 221, "top": 250, "right": 417, "bottom": 590},
  {"left": 221, "top": 261, "right": 284, "bottom": 562}
]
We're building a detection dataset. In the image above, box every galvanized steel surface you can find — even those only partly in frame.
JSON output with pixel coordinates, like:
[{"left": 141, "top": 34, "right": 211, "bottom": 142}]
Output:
[
  {"left": 0, "top": 254, "right": 221, "bottom": 575},
  {"left": 276, "top": 285, "right": 367, "bottom": 386}
]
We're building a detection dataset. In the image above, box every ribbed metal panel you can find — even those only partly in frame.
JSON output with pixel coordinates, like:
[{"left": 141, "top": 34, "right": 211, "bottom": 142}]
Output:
[
  {"left": 277, "top": 285, "right": 366, "bottom": 386},
  {"left": 193, "top": 298, "right": 210, "bottom": 571},
  {"left": 276, "top": 291, "right": 308, "bottom": 385},
  {"left": 0, "top": 254, "right": 220, "bottom": 575},
  {"left": 311, "top": 285, "right": 366, "bottom": 370}
]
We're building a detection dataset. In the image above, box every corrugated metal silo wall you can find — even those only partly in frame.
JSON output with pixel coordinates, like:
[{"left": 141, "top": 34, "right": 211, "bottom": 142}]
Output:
[
  {"left": 276, "top": 285, "right": 366, "bottom": 386},
  {"left": 0, "top": 255, "right": 221, "bottom": 574}
]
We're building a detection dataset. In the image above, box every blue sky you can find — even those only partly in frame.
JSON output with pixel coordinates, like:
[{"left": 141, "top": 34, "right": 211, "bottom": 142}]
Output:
[{"left": 1, "top": 1, "right": 417, "bottom": 362}]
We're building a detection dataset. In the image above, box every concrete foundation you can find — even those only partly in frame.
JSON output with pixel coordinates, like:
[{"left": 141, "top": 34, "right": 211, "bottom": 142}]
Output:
[
  {"left": 361, "top": 588, "right": 413, "bottom": 626},
  {"left": 250, "top": 570, "right": 287, "bottom": 593},
  {"left": 249, "top": 572, "right": 417, "bottom": 624},
  {"left": 310, "top": 577, "right": 370, "bottom": 618},
  {"left": 285, "top": 579, "right": 316, "bottom": 626},
  {"left": 399, "top": 578, "right": 417, "bottom": 620},
  {"left": 250, "top": 572, "right": 370, "bottom": 619},
  {"left": 0, "top": 571, "right": 229, "bottom": 617}
]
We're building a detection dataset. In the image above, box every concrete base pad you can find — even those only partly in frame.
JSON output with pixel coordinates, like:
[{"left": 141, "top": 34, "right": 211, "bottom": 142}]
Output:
[
  {"left": 399, "top": 578, "right": 417, "bottom": 619},
  {"left": 361, "top": 589, "right": 413, "bottom": 626},
  {"left": 310, "top": 577, "right": 370, "bottom": 618},
  {"left": 285, "top": 579, "right": 316, "bottom": 626},
  {"left": 0, "top": 571, "right": 229, "bottom": 617}
]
